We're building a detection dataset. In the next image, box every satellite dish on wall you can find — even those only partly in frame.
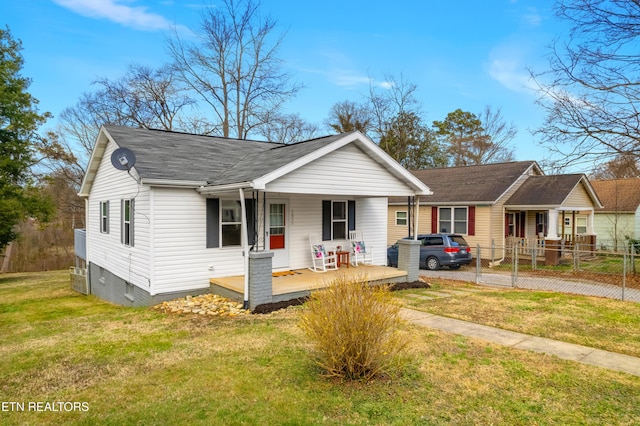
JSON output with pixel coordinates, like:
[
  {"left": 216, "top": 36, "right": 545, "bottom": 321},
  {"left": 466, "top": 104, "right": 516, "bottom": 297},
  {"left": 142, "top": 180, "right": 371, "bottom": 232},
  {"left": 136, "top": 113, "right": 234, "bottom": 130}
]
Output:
[{"left": 111, "top": 147, "right": 136, "bottom": 171}]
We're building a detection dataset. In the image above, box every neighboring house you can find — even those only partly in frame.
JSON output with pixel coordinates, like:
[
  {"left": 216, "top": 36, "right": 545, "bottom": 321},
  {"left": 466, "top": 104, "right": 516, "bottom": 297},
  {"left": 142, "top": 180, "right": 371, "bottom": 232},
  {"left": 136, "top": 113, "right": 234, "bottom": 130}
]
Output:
[
  {"left": 78, "top": 126, "right": 431, "bottom": 307},
  {"left": 591, "top": 178, "right": 640, "bottom": 251},
  {"left": 388, "top": 161, "right": 602, "bottom": 260}
]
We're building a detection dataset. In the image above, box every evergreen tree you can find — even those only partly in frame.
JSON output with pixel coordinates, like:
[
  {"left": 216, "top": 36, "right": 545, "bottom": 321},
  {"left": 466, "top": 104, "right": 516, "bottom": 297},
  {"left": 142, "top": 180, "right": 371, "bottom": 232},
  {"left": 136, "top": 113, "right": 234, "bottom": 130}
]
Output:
[{"left": 0, "top": 26, "right": 53, "bottom": 249}]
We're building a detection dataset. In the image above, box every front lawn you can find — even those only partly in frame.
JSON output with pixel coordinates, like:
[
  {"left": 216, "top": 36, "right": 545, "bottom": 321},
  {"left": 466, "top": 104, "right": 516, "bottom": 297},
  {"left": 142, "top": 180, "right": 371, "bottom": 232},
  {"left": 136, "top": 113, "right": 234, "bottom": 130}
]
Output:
[
  {"left": 397, "top": 278, "right": 640, "bottom": 357},
  {"left": 1, "top": 271, "right": 639, "bottom": 425}
]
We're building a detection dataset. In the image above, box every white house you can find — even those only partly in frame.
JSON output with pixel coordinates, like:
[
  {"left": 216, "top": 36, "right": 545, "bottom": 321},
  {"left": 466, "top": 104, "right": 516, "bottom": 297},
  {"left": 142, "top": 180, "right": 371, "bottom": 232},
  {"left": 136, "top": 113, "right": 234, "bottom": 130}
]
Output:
[{"left": 78, "top": 126, "right": 431, "bottom": 307}]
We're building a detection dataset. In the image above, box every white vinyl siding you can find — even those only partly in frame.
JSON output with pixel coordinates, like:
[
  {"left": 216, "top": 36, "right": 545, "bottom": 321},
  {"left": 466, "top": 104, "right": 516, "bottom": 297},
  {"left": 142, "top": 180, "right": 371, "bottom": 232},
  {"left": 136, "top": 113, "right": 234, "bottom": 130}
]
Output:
[
  {"left": 594, "top": 212, "right": 635, "bottom": 251},
  {"left": 274, "top": 194, "right": 388, "bottom": 270},
  {"left": 266, "top": 144, "right": 417, "bottom": 196},
  {"left": 86, "top": 140, "right": 151, "bottom": 292},
  {"left": 152, "top": 188, "right": 230, "bottom": 293}
]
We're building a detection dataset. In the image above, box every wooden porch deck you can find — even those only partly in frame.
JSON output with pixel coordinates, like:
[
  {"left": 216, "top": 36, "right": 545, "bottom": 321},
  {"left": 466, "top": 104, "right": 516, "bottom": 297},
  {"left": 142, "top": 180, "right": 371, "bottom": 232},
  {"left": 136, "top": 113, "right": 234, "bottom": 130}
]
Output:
[{"left": 209, "top": 265, "right": 408, "bottom": 303}]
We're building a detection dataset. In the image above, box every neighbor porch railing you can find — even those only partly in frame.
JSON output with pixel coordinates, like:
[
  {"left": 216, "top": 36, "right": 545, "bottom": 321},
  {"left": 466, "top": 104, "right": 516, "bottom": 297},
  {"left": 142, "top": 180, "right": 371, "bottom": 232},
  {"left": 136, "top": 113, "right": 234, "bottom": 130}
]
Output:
[
  {"left": 505, "top": 237, "right": 545, "bottom": 257},
  {"left": 506, "top": 235, "right": 596, "bottom": 258}
]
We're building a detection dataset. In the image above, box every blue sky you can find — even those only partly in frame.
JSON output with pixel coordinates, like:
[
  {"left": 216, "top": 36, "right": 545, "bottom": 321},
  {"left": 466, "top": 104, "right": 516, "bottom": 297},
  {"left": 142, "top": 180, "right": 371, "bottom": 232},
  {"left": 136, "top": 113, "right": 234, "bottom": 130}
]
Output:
[{"left": 5, "top": 0, "right": 570, "bottom": 169}]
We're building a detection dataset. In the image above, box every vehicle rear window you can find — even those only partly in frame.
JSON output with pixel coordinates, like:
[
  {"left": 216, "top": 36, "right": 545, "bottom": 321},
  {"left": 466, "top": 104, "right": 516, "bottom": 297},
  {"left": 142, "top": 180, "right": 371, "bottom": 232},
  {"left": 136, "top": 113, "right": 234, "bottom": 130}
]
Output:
[
  {"left": 426, "top": 237, "right": 443, "bottom": 246},
  {"left": 449, "top": 236, "right": 468, "bottom": 246}
]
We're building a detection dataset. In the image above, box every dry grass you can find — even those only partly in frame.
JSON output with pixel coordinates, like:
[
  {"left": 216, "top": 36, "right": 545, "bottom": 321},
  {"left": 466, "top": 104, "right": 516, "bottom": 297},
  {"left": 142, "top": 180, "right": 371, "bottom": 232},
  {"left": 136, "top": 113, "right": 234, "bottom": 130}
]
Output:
[
  {"left": 398, "top": 277, "right": 640, "bottom": 357},
  {"left": 1, "top": 271, "right": 640, "bottom": 425},
  {"left": 299, "top": 275, "right": 406, "bottom": 380}
]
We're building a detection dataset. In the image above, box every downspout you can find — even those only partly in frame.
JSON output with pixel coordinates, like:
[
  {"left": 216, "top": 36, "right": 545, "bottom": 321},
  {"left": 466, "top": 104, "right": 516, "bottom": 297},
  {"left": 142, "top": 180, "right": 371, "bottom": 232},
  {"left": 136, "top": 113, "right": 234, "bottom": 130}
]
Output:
[
  {"left": 414, "top": 194, "right": 420, "bottom": 240},
  {"left": 239, "top": 188, "right": 249, "bottom": 309},
  {"left": 490, "top": 206, "right": 506, "bottom": 267},
  {"left": 407, "top": 196, "right": 412, "bottom": 238}
]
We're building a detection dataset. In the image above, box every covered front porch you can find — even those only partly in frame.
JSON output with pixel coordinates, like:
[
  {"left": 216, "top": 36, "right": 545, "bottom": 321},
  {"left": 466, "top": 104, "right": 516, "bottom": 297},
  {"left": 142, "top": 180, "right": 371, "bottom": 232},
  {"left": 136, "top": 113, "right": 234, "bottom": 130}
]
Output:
[
  {"left": 505, "top": 208, "right": 597, "bottom": 257},
  {"left": 502, "top": 173, "right": 602, "bottom": 261},
  {"left": 210, "top": 264, "right": 409, "bottom": 305}
]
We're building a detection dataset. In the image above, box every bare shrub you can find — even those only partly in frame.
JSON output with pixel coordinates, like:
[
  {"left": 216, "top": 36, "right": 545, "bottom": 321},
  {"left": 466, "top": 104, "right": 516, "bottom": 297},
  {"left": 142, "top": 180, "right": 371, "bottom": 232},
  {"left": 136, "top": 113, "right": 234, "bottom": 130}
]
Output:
[{"left": 299, "top": 275, "right": 407, "bottom": 381}]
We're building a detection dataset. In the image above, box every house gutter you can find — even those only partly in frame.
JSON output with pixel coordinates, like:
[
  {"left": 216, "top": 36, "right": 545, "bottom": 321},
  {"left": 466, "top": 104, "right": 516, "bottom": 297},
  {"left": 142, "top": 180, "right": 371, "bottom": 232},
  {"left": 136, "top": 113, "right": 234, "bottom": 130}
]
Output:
[
  {"left": 140, "top": 179, "right": 208, "bottom": 188},
  {"left": 197, "top": 181, "right": 257, "bottom": 195}
]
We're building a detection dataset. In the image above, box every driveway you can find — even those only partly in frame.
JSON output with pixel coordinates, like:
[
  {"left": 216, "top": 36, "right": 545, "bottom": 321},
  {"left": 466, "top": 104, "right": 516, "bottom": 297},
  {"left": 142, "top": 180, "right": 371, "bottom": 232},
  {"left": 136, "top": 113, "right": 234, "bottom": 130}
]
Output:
[{"left": 420, "top": 268, "right": 640, "bottom": 303}]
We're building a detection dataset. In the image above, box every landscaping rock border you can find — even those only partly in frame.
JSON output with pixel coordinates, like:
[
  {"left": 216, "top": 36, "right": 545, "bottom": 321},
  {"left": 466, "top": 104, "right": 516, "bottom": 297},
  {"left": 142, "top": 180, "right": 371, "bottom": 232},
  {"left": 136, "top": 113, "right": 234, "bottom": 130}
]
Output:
[{"left": 153, "top": 294, "right": 250, "bottom": 317}]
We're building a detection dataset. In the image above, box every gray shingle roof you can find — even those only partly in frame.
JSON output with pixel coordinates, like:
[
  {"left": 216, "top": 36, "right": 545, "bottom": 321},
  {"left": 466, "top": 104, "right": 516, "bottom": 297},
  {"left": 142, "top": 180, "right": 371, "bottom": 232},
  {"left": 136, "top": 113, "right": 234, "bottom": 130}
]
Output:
[
  {"left": 505, "top": 174, "right": 585, "bottom": 206},
  {"left": 103, "top": 125, "right": 347, "bottom": 184},
  {"left": 390, "top": 161, "right": 538, "bottom": 204},
  {"left": 207, "top": 134, "right": 346, "bottom": 185}
]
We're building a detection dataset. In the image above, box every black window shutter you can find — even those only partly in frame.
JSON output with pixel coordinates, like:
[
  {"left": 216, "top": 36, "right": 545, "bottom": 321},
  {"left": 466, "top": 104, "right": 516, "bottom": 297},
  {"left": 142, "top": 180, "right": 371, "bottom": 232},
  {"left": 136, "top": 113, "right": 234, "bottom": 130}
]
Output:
[
  {"left": 245, "top": 198, "right": 255, "bottom": 246},
  {"left": 206, "top": 198, "right": 219, "bottom": 248},
  {"left": 322, "top": 200, "right": 331, "bottom": 241},
  {"left": 348, "top": 200, "right": 356, "bottom": 232}
]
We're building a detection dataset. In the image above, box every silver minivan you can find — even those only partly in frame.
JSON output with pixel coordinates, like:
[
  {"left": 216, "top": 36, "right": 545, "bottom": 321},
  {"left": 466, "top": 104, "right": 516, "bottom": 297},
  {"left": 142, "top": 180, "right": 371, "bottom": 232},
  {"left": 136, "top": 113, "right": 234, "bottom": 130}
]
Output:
[{"left": 387, "top": 233, "right": 473, "bottom": 270}]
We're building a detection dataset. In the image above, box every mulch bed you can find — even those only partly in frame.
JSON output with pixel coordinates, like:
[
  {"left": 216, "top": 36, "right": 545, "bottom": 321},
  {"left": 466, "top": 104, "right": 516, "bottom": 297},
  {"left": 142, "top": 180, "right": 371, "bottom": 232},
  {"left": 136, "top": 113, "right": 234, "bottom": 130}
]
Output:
[{"left": 251, "top": 280, "right": 431, "bottom": 314}]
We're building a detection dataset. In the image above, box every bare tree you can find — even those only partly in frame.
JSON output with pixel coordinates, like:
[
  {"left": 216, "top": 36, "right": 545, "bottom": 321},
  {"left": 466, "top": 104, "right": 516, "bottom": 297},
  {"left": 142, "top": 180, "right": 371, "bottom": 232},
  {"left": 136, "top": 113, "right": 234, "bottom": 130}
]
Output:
[
  {"left": 533, "top": 0, "right": 640, "bottom": 170},
  {"left": 258, "top": 112, "right": 319, "bottom": 144},
  {"left": 367, "top": 73, "right": 421, "bottom": 149},
  {"left": 324, "top": 100, "right": 371, "bottom": 135},
  {"left": 590, "top": 153, "right": 640, "bottom": 179},
  {"left": 92, "top": 64, "right": 196, "bottom": 131},
  {"left": 167, "top": 0, "right": 301, "bottom": 139},
  {"left": 38, "top": 64, "right": 198, "bottom": 190},
  {"left": 477, "top": 105, "right": 516, "bottom": 163}
]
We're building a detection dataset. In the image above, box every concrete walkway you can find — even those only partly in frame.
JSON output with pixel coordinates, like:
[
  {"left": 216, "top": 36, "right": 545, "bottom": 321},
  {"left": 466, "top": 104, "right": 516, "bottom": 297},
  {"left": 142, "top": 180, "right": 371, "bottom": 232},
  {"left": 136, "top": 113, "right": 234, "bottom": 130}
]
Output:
[{"left": 400, "top": 308, "right": 640, "bottom": 377}]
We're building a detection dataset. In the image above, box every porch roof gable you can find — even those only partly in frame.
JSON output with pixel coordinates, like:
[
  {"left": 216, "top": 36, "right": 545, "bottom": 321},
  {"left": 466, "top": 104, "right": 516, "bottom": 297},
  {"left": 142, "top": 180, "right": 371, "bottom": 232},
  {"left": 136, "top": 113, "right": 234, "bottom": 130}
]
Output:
[{"left": 504, "top": 174, "right": 603, "bottom": 209}]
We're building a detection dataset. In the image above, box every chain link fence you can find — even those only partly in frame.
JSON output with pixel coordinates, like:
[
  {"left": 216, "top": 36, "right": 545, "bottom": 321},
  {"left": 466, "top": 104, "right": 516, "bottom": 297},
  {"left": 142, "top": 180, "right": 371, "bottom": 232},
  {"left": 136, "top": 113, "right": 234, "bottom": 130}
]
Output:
[{"left": 471, "top": 242, "right": 640, "bottom": 302}]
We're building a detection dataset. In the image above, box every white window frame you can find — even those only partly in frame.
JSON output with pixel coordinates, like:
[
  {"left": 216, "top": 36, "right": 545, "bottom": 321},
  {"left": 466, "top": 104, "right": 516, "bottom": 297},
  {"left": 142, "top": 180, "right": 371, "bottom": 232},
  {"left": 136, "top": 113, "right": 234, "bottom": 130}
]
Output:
[
  {"left": 438, "top": 207, "right": 468, "bottom": 234},
  {"left": 395, "top": 211, "right": 408, "bottom": 226},
  {"left": 220, "top": 199, "right": 242, "bottom": 247},
  {"left": 100, "top": 201, "right": 109, "bottom": 234},
  {"left": 332, "top": 201, "right": 347, "bottom": 240},
  {"left": 121, "top": 199, "right": 134, "bottom": 247},
  {"left": 576, "top": 216, "right": 587, "bottom": 234}
]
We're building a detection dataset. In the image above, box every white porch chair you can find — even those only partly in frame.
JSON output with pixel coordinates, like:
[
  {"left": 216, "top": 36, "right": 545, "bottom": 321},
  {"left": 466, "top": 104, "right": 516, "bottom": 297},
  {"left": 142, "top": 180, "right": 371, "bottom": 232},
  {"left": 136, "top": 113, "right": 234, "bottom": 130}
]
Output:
[
  {"left": 349, "top": 230, "right": 374, "bottom": 266},
  {"left": 308, "top": 233, "right": 338, "bottom": 272}
]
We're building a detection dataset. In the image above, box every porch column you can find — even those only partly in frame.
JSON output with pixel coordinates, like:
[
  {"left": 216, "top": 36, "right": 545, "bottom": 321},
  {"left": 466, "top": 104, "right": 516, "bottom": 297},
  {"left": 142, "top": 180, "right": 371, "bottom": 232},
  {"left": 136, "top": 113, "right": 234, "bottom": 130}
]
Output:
[
  {"left": 413, "top": 195, "right": 420, "bottom": 240},
  {"left": 248, "top": 251, "right": 274, "bottom": 310},
  {"left": 586, "top": 209, "right": 597, "bottom": 253},
  {"left": 547, "top": 209, "right": 559, "bottom": 239},
  {"left": 545, "top": 209, "right": 561, "bottom": 266},
  {"left": 587, "top": 209, "right": 595, "bottom": 234},
  {"left": 397, "top": 239, "right": 421, "bottom": 282}
]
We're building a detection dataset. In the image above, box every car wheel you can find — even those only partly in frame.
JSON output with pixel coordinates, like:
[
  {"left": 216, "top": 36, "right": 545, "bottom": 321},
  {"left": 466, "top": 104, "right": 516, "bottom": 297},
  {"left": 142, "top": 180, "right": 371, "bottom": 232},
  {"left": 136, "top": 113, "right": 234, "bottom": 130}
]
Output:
[
  {"left": 426, "top": 256, "right": 440, "bottom": 270},
  {"left": 450, "top": 264, "right": 461, "bottom": 270}
]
